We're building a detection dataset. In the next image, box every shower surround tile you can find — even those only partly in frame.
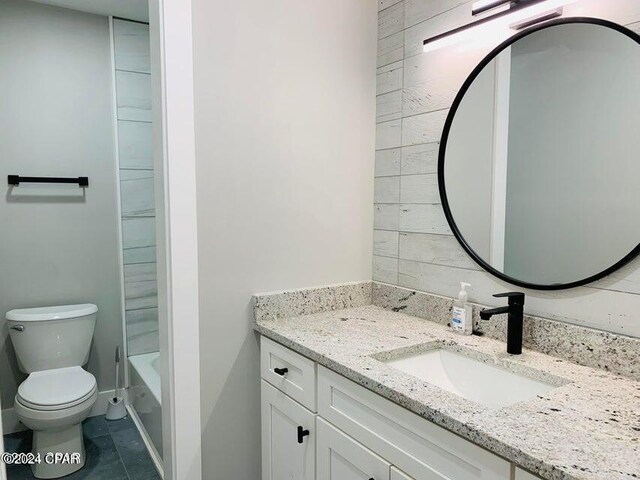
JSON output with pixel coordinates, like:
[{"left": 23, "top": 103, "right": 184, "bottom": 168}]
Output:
[
  {"left": 125, "top": 308, "right": 159, "bottom": 356},
  {"left": 113, "top": 19, "right": 151, "bottom": 74},
  {"left": 117, "top": 120, "right": 153, "bottom": 170},
  {"left": 116, "top": 71, "right": 152, "bottom": 122},
  {"left": 122, "top": 217, "right": 156, "bottom": 265},
  {"left": 120, "top": 170, "right": 155, "bottom": 217}
]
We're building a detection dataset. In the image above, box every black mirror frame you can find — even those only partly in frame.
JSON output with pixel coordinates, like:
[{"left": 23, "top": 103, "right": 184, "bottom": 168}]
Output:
[{"left": 438, "top": 17, "right": 640, "bottom": 291}]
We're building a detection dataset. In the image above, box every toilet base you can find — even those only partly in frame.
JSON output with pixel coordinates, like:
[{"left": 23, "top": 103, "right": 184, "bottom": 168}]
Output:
[{"left": 30, "top": 424, "right": 86, "bottom": 479}]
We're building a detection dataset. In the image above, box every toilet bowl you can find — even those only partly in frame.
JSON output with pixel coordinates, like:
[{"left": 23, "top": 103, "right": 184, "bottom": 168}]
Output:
[{"left": 6, "top": 304, "right": 98, "bottom": 479}]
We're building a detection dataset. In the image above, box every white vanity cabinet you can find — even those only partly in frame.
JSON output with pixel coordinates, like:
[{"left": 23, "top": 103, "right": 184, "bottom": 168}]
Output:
[
  {"left": 317, "top": 418, "right": 390, "bottom": 480},
  {"left": 391, "top": 467, "right": 415, "bottom": 480},
  {"left": 260, "top": 336, "right": 533, "bottom": 480},
  {"left": 261, "top": 380, "right": 316, "bottom": 480},
  {"left": 516, "top": 468, "right": 544, "bottom": 480}
]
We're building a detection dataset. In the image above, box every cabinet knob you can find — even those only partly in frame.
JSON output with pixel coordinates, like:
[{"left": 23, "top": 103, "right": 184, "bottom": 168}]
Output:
[
  {"left": 274, "top": 367, "right": 288, "bottom": 376},
  {"left": 297, "top": 426, "right": 310, "bottom": 444}
]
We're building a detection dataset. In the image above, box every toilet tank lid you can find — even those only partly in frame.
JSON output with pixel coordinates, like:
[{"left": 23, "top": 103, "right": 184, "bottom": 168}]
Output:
[{"left": 6, "top": 304, "right": 98, "bottom": 322}]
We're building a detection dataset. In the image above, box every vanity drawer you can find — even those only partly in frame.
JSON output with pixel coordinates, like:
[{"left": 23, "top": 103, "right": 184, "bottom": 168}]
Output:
[
  {"left": 318, "top": 366, "right": 511, "bottom": 480},
  {"left": 261, "top": 336, "right": 317, "bottom": 411}
]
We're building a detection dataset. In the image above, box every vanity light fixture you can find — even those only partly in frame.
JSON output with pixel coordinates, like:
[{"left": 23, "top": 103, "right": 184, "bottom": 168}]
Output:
[{"left": 423, "top": 0, "right": 578, "bottom": 53}]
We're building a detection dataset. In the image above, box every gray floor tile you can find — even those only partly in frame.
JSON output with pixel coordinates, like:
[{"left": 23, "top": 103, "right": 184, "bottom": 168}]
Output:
[
  {"left": 65, "top": 435, "right": 128, "bottom": 480},
  {"left": 4, "top": 415, "right": 160, "bottom": 480},
  {"left": 5, "top": 464, "right": 31, "bottom": 480},
  {"left": 106, "top": 415, "right": 135, "bottom": 434},
  {"left": 3, "top": 431, "right": 31, "bottom": 454},
  {"left": 111, "top": 428, "right": 161, "bottom": 480},
  {"left": 82, "top": 416, "right": 110, "bottom": 439}
]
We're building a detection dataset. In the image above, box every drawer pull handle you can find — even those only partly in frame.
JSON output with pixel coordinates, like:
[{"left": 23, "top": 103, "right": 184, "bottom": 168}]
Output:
[
  {"left": 297, "top": 426, "right": 310, "bottom": 444},
  {"left": 274, "top": 367, "right": 288, "bottom": 376}
]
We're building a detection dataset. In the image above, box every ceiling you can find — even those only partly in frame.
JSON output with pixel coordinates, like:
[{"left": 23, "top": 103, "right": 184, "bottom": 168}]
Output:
[{"left": 28, "top": 0, "right": 148, "bottom": 22}]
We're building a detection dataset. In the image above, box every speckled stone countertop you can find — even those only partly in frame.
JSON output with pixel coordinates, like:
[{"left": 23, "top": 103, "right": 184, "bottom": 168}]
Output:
[{"left": 254, "top": 305, "right": 640, "bottom": 480}]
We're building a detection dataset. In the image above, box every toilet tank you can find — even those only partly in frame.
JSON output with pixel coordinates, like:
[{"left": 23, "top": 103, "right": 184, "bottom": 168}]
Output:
[{"left": 6, "top": 304, "right": 97, "bottom": 373}]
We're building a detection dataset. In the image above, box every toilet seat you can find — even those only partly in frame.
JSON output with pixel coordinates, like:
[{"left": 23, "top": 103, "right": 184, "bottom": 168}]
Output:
[{"left": 17, "top": 367, "right": 97, "bottom": 411}]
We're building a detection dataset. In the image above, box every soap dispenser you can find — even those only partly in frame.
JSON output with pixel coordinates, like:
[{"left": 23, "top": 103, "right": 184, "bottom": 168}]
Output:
[{"left": 452, "top": 282, "right": 472, "bottom": 335}]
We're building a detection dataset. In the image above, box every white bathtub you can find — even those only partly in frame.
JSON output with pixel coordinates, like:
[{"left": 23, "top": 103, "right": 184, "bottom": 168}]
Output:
[{"left": 129, "top": 352, "right": 163, "bottom": 458}]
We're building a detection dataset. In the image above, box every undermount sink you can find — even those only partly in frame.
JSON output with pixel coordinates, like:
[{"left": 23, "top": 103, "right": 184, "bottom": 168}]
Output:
[{"left": 383, "top": 348, "right": 558, "bottom": 409}]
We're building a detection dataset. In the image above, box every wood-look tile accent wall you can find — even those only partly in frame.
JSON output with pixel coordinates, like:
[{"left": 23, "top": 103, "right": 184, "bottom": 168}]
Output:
[
  {"left": 113, "top": 19, "right": 159, "bottom": 355},
  {"left": 374, "top": 0, "right": 640, "bottom": 337}
]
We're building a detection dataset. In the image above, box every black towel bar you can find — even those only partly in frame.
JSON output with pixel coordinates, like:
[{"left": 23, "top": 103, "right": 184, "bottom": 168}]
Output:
[{"left": 8, "top": 175, "right": 89, "bottom": 187}]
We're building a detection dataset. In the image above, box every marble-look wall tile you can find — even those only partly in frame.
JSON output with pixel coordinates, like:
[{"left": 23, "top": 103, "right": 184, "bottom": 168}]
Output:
[
  {"left": 399, "top": 232, "right": 477, "bottom": 269},
  {"left": 379, "top": 0, "right": 403, "bottom": 11},
  {"left": 399, "top": 204, "right": 449, "bottom": 233},
  {"left": 374, "top": 204, "right": 400, "bottom": 231},
  {"left": 118, "top": 120, "right": 153, "bottom": 170},
  {"left": 124, "top": 262, "right": 157, "bottom": 283},
  {"left": 113, "top": 19, "right": 151, "bottom": 74},
  {"left": 401, "top": 143, "right": 439, "bottom": 175},
  {"left": 373, "top": 255, "right": 398, "bottom": 283},
  {"left": 120, "top": 169, "right": 155, "bottom": 217},
  {"left": 124, "top": 263, "right": 158, "bottom": 310},
  {"left": 253, "top": 282, "right": 372, "bottom": 322},
  {"left": 403, "top": 49, "right": 485, "bottom": 115},
  {"left": 376, "top": 119, "right": 402, "bottom": 150},
  {"left": 374, "top": 176, "right": 400, "bottom": 204},
  {"left": 377, "top": 31, "right": 404, "bottom": 67},
  {"left": 122, "top": 217, "right": 156, "bottom": 265},
  {"left": 126, "top": 308, "right": 159, "bottom": 356},
  {"left": 403, "top": 2, "right": 474, "bottom": 58},
  {"left": 400, "top": 173, "right": 438, "bottom": 203},
  {"left": 116, "top": 71, "right": 152, "bottom": 122},
  {"left": 401, "top": 109, "right": 448, "bottom": 146},
  {"left": 404, "top": 0, "right": 470, "bottom": 29},
  {"left": 630, "top": 21, "right": 640, "bottom": 34},
  {"left": 379, "top": 1, "right": 404, "bottom": 39},
  {"left": 125, "top": 279, "right": 158, "bottom": 311},
  {"left": 375, "top": 148, "right": 401, "bottom": 177},
  {"left": 376, "top": 90, "right": 403, "bottom": 123},
  {"left": 374, "top": 230, "right": 399, "bottom": 257},
  {"left": 377, "top": 61, "right": 404, "bottom": 96}
]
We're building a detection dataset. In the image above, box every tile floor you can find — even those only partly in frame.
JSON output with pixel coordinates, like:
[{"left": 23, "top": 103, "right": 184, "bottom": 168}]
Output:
[{"left": 3, "top": 415, "right": 161, "bottom": 480}]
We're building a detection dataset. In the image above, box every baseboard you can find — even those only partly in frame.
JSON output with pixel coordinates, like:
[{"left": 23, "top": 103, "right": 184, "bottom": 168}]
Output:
[{"left": 2, "top": 389, "right": 127, "bottom": 435}]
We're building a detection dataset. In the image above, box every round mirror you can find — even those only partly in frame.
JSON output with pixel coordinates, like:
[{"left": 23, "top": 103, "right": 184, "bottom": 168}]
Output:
[{"left": 440, "top": 18, "right": 640, "bottom": 290}]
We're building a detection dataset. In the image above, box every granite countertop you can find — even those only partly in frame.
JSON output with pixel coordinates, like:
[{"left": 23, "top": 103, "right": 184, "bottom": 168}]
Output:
[{"left": 254, "top": 305, "right": 640, "bottom": 480}]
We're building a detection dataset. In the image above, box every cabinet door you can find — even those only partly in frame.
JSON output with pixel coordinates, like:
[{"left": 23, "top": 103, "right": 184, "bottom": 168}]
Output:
[
  {"left": 262, "top": 380, "right": 315, "bottom": 480},
  {"left": 390, "top": 467, "right": 414, "bottom": 480},
  {"left": 317, "top": 418, "right": 390, "bottom": 480},
  {"left": 516, "top": 468, "right": 543, "bottom": 480}
]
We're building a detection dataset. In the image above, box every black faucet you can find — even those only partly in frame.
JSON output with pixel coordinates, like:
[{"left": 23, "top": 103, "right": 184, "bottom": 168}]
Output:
[{"left": 479, "top": 292, "right": 525, "bottom": 355}]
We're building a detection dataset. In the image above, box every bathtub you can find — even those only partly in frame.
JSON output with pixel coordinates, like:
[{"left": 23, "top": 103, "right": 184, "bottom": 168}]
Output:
[{"left": 129, "top": 352, "right": 163, "bottom": 458}]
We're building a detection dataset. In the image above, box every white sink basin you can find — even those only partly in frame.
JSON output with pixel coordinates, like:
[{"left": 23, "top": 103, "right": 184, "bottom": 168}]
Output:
[{"left": 384, "top": 348, "right": 557, "bottom": 409}]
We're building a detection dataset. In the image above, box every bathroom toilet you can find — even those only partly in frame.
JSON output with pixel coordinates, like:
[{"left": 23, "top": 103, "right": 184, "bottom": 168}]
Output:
[{"left": 6, "top": 304, "right": 98, "bottom": 479}]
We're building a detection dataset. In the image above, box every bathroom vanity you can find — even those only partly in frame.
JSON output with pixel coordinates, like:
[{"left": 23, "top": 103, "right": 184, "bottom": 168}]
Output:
[{"left": 254, "top": 283, "right": 640, "bottom": 480}]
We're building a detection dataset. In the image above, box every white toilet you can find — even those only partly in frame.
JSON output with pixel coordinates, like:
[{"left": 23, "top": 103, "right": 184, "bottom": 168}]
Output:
[{"left": 6, "top": 304, "right": 98, "bottom": 479}]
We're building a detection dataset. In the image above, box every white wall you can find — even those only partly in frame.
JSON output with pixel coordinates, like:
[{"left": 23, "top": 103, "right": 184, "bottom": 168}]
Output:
[
  {"left": 191, "top": 0, "right": 377, "bottom": 477},
  {"left": 0, "top": 0, "right": 121, "bottom": 407},
  {"left": 374, "top": 0, "right": 640, "bottom": 338}
]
